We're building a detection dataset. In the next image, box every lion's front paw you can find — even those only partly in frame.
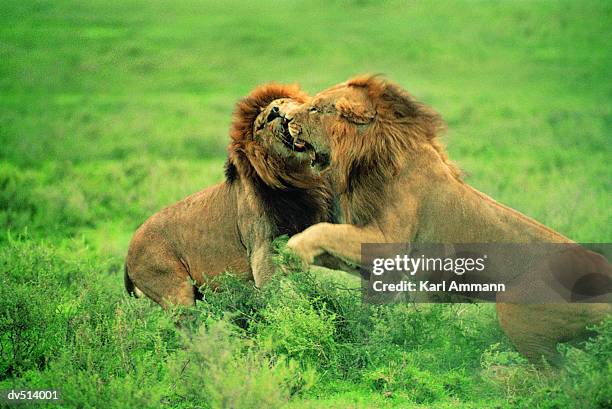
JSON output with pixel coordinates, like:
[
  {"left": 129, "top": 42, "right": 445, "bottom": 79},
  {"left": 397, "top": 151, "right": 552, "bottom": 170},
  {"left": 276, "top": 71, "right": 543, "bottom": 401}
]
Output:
[{"left": 287, "top": 232, "right": 322, "bottom": 268}]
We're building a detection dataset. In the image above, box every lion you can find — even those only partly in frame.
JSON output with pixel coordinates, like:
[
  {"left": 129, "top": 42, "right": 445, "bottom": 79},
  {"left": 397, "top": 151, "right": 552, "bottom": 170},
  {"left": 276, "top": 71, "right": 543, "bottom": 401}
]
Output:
[
  {"left": 285, "top": 75, "right": 611, "bottom": 363},
  {"left": 124, "top": 83, "right": 333, "bottom": 308}
]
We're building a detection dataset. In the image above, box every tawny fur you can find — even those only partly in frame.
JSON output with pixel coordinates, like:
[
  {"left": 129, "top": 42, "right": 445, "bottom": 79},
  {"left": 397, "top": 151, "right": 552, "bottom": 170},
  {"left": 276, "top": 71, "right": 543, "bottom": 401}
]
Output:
[
  {"left": 125, "top": 84, "right": 332, "bottom": 308},
  {"left": 287, "top": 75, "right": 611, "bottom": 363}
]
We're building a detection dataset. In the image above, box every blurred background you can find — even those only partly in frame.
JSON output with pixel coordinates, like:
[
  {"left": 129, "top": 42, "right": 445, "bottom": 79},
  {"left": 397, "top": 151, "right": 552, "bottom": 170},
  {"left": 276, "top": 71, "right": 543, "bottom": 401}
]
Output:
[
  {"left": 1, "top": 0, "right": 610, "bottom": 255},
  {"left": 1, "top": 1, "right": 611, "bottom": 407}
]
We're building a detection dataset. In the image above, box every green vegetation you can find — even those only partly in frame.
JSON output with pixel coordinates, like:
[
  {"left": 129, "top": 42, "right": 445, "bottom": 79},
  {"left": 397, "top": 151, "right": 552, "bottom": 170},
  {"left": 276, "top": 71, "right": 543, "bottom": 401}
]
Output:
[{"left": 1, "top": 0, "right": 610, "bottom": 407}]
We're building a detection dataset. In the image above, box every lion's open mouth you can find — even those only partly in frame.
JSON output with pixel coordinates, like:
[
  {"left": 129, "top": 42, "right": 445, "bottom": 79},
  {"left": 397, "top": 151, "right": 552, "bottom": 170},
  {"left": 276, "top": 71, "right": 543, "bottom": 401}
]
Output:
[
  {"left": 280, "top": 117, "right": 330, "bottom": 170},
  {"left": 261, "top": 104, "right": 330, "bottom": 170},
  {"left": 275, "top": 114, "right": 310, "bottom": 153}
]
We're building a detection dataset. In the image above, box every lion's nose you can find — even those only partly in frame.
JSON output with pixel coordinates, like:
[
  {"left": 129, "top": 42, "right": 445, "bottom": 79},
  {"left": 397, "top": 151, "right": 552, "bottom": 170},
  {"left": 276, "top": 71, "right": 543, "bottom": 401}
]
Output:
[{"left": 266, "top": 106, "right": 282, "bottom": 123}]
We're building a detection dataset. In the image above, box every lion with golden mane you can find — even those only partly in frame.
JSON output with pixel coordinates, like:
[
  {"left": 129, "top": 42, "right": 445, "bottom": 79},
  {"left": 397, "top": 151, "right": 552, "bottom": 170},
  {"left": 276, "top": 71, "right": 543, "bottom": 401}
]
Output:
[
  {"left": 286, "top": 75, "right": 611, "bottom": 362},
  {"left": 125, "top": 83, "right": 332, "bottom": 308}
]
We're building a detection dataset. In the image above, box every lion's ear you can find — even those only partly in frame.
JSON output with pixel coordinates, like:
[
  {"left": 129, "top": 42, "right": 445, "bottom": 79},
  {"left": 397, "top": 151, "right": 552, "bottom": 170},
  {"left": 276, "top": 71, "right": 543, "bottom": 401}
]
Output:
[
  {"left": 379, "top": 82, "right": 446, "bottom": 139},
  {"left": 335, "top": 96, "right": 375, "bottom": 125},
  {"left": 380, "top": 83, "right": 421, "bottom": 120}
]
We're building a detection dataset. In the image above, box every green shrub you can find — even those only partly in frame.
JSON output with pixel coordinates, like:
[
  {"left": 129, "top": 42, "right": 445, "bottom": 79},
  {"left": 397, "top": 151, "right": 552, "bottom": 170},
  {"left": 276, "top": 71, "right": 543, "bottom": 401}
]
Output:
[
  {"left": 196, "top": 272, "right": 266, "bottom": 333},
  {"left": 255, "top": 300, "right": 337, "bottom": 368},
  {"left": 365, "top": 362, "right": 445, "bottom": 404},
  {"left": 2, "top": 237, "right": 610, "bottom": 408},
  {"left": 558, "top": 318, "right": 612, "bottom": 408},
  {"left": 0, "top": 239, "right": 180, "bottom": 407},
  {"left": 169, "top": 319, "right": 315, "bottom": 409},
  {"left": 7, "top": 358, "right": 167, "bottom": 409},
  {"left": 479, "top": 319, "right": 612, "bottom": 409},
  {"left": 0, "top": 239, "right": 77, "bottom": 378}
]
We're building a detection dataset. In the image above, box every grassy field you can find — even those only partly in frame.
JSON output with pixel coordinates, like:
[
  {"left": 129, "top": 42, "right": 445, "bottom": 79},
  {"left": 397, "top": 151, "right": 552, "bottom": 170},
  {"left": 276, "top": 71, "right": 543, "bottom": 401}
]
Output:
[{"left": 1, "top": 0, "right": 611, "bottom": 407}]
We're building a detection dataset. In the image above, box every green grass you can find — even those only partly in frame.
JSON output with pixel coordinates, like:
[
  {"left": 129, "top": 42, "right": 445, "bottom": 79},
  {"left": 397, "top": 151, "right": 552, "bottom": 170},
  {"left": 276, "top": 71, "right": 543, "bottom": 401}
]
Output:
[{"left": 1, "top": 0, "right": 610, "bottom": 407}]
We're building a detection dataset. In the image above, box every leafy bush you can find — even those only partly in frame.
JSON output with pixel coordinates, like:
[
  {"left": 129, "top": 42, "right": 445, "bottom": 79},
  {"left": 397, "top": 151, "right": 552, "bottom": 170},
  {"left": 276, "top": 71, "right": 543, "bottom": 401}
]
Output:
[
  {"left": 169, "top": 319, "right": 315, "bottom": 409},
  {"left": 366, "top": 361, "right": 446, "bottom": 402},
  {"left": 558, "top": 318, "right": 612, "bottom": 408},
  {"left": 1, "top": 237, "right": 610, "bottom": 408},
  {"left": 478, "top": 319, "right": 612, "bottom": 409},
  {"left": 0, "top": 239, "right": 77, "bottom": 378},
  {"left": 0, "top": 239, "right": 179, "bottom": 407},
  {"left": 255, "top": 294, "right": 337, "bottom": 367}
]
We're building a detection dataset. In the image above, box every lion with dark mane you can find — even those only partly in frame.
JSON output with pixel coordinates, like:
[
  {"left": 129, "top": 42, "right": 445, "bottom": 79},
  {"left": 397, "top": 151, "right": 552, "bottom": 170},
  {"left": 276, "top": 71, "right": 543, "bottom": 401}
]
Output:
[
  {"left": 125, "top": 83, "right": 332, "bottom": 308},
  {"left": 286, "top": 75, "right": 611, "bottom": 363}
]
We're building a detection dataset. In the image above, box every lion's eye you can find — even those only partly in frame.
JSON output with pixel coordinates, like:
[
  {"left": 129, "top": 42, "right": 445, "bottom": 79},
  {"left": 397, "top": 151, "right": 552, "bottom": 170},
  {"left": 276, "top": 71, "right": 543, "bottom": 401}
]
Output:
[{"left": 309, "top": 107, "right": 318, "bottom": 113}]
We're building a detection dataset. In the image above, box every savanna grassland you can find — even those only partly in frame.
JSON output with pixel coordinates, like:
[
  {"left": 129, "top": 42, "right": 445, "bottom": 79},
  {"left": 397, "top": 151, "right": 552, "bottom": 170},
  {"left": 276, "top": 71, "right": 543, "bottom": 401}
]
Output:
[{"left": 1, "top": 1, "right": 611, "bottom": 407}]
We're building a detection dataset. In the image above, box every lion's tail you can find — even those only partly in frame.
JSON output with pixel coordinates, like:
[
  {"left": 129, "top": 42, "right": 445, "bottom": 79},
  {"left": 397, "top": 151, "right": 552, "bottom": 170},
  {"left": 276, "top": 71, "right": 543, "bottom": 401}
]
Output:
[{"left": 124, "top": 263, "right": 144, "bottom": 298}]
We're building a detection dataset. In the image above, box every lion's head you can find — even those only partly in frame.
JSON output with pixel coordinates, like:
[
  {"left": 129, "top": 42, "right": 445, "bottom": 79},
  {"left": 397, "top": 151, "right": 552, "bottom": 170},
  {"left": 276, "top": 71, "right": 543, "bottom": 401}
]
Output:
[
  {"left": 227, "top": 83, "right": 328, "bottom": 189},
  {"left": 288, "top": 75, "right": 457, "bottom": 193}
]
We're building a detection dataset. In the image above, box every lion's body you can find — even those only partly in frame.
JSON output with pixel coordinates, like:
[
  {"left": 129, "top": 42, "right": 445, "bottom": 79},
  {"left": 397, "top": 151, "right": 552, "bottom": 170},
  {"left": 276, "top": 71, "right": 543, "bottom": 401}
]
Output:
[
  {"left": 287, "top": 75, "right": 611, "bottom": 363},
  {"left": 125, "top": 84, "right": 332, "bottom": 308},
  {"left": 126, "top": 182, "right": 249, "bottom": 306}
]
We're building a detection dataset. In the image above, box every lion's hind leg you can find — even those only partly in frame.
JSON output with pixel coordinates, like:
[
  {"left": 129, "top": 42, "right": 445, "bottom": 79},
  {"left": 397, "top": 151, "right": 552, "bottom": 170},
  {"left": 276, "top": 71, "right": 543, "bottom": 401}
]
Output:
[{"left": 126, "top": 254, "right": 196, "bottom": 309}]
